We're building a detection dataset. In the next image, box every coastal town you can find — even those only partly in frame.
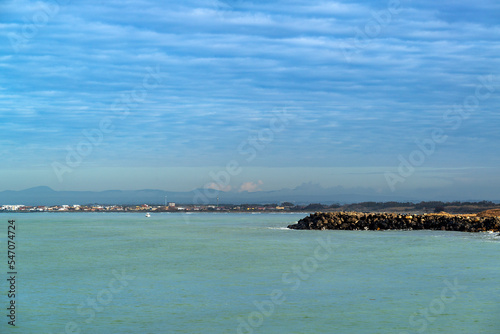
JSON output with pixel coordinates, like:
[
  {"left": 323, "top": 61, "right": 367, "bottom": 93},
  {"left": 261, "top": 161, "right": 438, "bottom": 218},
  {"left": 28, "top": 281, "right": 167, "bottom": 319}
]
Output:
[{"left": 0, "top": 203, "right": 291, "bottom": 213}]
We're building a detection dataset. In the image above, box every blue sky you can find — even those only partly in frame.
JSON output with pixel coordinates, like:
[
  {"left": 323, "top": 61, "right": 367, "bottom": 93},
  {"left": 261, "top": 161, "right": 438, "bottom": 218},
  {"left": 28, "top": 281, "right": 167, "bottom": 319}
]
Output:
[{"left": 1, "top": 0, "right": 499, "bottom": 200}]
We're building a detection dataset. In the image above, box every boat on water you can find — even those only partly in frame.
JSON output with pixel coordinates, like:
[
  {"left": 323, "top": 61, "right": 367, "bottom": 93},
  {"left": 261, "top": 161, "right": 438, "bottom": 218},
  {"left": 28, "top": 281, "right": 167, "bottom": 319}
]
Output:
[{"left": 145, "top": 213, "right": 151, "bottom": 218}]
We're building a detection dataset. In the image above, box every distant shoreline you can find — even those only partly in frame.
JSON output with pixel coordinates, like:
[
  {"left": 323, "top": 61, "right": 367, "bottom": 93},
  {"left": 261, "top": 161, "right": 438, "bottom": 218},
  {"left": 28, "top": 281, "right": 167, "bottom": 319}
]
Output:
[{"left": 2, "top": 201, "right": 500, "bottom": 214}]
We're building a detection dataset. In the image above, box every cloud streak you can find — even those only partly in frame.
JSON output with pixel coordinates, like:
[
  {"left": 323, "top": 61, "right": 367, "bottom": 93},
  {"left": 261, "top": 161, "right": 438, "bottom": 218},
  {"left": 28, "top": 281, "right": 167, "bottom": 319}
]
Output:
[{"left": 0, "top": 0, "right": 499, "bottom": 197}]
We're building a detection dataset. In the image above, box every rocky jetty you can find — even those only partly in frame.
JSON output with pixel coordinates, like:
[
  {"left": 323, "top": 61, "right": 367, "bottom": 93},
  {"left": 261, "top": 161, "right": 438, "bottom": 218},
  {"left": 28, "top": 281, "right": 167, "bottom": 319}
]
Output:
[{"left": 288, "top": 212, "right": 500, "bottom": 232}]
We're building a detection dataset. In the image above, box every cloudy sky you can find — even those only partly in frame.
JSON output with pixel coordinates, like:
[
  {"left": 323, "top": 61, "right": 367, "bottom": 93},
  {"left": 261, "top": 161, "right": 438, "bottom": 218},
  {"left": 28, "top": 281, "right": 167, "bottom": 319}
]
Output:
[{"left": 1, "top": 0, "right": 499, "bottom": 200}]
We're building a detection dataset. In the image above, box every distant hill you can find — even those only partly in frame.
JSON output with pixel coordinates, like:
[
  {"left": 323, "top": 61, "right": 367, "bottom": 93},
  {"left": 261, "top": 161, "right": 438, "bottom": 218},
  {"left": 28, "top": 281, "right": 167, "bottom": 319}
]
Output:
[
  {"left": 0, "top": 187, "right": 189, "bottom": 206},
  {"left": 0, "top": 184, "right": 402, "bottom": 206},
  {"left": 0, "top": 185, "right": 498, "bottom": 206}
]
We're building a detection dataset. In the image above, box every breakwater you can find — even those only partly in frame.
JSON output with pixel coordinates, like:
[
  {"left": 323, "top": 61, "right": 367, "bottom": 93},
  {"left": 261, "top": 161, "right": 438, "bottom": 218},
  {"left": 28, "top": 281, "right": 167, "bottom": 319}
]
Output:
[{"left": 288, "top": 212, "right": 500, "bottom": 232}]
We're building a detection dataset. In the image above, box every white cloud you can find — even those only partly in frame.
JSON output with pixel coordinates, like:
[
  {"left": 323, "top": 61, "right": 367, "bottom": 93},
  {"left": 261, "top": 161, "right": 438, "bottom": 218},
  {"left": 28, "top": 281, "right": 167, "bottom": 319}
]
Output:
[
  {"left": 238, "top": 180, "right": 263, "bottom": 192},
  {"left": 0, "top": 0, "right": 499, "bottom": 195},
  {"left": 206, "top": 182, "right": 232, "bottom": 192}
]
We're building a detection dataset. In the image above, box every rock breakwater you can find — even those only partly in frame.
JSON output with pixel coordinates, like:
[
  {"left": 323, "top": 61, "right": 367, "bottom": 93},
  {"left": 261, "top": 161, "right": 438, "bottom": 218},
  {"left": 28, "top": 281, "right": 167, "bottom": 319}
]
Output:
[{"left": 288, "top": 212, "right": 500, "bottom": 232}]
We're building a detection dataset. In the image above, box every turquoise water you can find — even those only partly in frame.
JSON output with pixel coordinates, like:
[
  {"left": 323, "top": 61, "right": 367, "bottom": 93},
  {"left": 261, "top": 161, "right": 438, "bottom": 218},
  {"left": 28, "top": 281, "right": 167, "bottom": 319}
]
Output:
[{"left": 1, "top": 212, "right": 499, "bottom": 333}]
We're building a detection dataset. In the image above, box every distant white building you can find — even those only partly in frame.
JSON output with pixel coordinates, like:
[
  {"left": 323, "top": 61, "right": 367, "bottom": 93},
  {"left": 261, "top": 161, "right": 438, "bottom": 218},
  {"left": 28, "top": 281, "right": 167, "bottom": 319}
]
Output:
[{"left": 1, "top": 205, "right": 24, "bottom": 211}]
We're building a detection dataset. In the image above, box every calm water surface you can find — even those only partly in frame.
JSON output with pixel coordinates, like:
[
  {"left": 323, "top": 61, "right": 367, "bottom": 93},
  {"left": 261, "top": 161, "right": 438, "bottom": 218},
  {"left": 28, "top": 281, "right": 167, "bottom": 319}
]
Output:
[{"left": 0, "top": 212, "right": 498, "bottom": 333}]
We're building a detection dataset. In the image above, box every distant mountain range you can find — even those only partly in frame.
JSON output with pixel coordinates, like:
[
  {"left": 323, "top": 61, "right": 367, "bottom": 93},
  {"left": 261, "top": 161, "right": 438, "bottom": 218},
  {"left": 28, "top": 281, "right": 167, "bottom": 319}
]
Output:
[
  {"left": 0, "top": 185, "right": 498, "bottom": 206},
  {"left": 0, "top": 184, "right": 400, "bottom": 206}
]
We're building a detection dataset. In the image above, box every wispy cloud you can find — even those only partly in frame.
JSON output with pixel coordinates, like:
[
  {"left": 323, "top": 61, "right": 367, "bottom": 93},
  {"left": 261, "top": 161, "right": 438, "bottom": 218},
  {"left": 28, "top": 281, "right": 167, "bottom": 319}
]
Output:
[{"left": 0, "top": 0, "right": 499, "bottom": 196}]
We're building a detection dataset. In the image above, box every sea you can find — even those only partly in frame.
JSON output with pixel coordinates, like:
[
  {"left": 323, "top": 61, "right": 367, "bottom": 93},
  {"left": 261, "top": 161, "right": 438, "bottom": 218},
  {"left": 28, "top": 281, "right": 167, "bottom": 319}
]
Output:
[{"left": 1, "top": 212, "right": 498, "bottom": 334}]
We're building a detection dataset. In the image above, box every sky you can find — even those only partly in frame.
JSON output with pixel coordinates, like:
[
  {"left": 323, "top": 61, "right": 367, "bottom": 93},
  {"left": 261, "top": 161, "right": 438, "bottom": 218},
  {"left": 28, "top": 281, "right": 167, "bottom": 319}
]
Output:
[{"left": 1, "top": 0, "right": 499, "bottom": 201}]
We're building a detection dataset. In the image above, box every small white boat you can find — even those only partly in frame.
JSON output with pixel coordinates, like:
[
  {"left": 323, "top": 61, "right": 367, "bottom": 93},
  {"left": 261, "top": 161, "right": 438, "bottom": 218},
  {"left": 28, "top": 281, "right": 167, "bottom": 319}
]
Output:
[{"left": 145, "top": 213, "right": 151, "bottom": 218}]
